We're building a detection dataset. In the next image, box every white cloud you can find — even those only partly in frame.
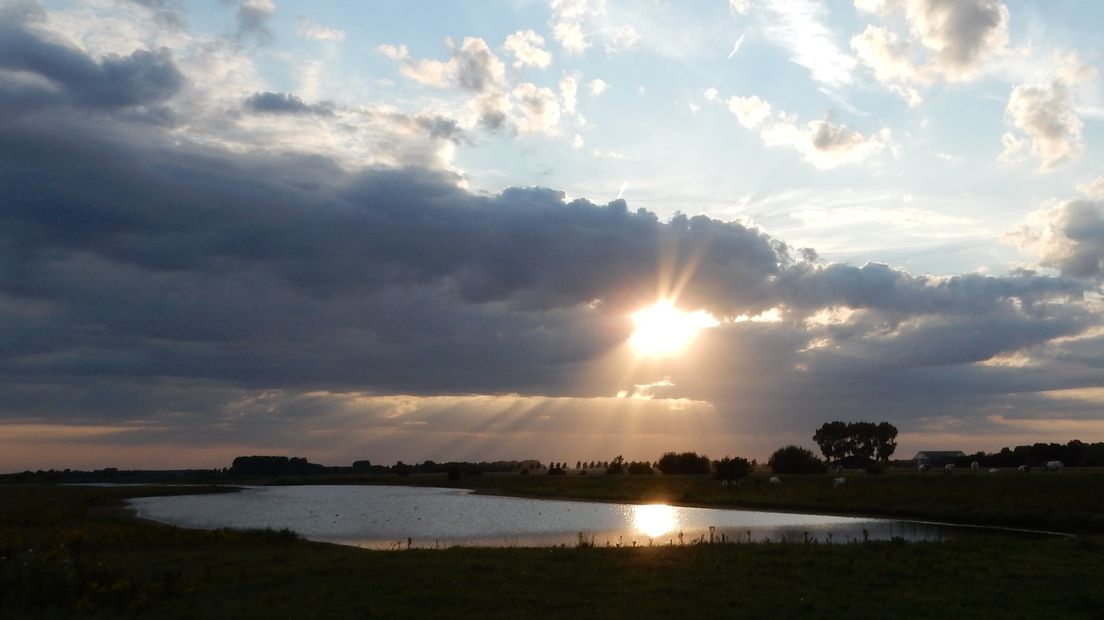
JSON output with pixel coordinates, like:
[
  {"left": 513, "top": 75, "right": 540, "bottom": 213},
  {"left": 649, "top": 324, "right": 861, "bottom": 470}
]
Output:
[
  {"left": 726, "top": 95, "right": 771, "bottom": 128},
  {"left": 588, "top": 78, "right": 607, "bottom": 96},
  {"left": 380, "top": 37, "right": 506, "bottom": 93},
  {"left": 688, "top": 102, "right": 700, "bottom": 113},
  {"left": 1077, "top": 176, "right": 1104, "bottom": 200},
  {"left": 571, "top": 133, "right": 584, "bottom": 148},
  {"left": 850, "top": 25, "right": 925, "bottom": 105},
  {"left": 730, "top": 96, "right": 892, "bottom": 170},
  {"left": 703, "top": 87, "right": 719, "bottom": 102},
  {"left": 512, "top": 82, "right": 562, "bottom": 135},
  {"left": 504, "top": 29, "right": 553, "bottom": 69},
  {"left": 761, "top": 0, "right": 856, "bottom": 87},
  {"left": 729, "top": 0, "right": 751, "bottom": 15},
  {"left": 852, "top": 0, "right": 1009, "bottom": 103},
  {"left": 550, "top": 0, "right": 601, "bottom": 55},
  {"left": 1006, "top": 200, "right": 1104, "bottom": 279},
  {"left": 1001, "top": 81, "right": 1083, "bottom": 172},
  {"left": 559, "top": 73, "right": 579, "bottom": 114},
  {"left": 592, "top": 148, "right": 624, "bottom": 159},
  {"left": 296, "top": 16, "right": 345, "bottom": 42},
  {"left": 607, "top": 24, "right": 640, "bottom": 52}
]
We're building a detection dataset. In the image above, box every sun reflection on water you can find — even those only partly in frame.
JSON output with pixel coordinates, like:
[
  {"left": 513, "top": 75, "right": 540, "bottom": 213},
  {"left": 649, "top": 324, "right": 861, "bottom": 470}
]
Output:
[{"left": 632, "top": 504, "right": 678, "bottom": 538}]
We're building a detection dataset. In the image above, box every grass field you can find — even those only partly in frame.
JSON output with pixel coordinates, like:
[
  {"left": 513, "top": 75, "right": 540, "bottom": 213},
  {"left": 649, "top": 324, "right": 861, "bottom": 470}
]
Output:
[{"left": 3, "top": 478, "right": 1104, "bottom": 618}]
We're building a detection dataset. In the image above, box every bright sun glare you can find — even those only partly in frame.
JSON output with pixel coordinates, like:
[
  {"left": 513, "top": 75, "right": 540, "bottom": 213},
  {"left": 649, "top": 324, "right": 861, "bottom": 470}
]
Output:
[
  {"left": 632, "top": 504, "right": 678, "bottom": 538},
  {"left": 629, "top": 301, "right": 719, "bottom": 357}
]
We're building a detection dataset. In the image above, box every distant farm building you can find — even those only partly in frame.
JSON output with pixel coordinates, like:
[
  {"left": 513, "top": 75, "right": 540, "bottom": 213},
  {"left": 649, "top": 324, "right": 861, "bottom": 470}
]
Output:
[{"left": 913, "top": 451, "right": 966, "bottom": 467}]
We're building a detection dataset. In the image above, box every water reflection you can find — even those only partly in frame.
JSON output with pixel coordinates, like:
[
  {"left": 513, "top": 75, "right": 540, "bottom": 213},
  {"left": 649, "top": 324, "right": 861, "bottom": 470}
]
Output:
[
  {"left": 130, "top": 485, "right": 1018, "bottom": 549},
  {"left": 632, "top": 504, "right": 678, "bottom": 538}
]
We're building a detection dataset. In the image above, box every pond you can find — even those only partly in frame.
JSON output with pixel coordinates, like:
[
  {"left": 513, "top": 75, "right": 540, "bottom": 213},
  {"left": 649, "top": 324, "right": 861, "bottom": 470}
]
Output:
[{"left": 130, "top": 485, "right": 973, "bottom": 549}]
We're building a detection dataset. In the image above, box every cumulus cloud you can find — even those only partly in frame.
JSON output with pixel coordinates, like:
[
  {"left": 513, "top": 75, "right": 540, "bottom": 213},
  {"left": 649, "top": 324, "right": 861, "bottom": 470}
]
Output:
[
  {"left": 729, "top": 0, "right": 751, "bottom": 15},
  {"left": 1000, "top": 81, "right": 1083, "bottom": 172},
  {"left": 235, "top": 0, "right": 276, "bottom": 43},
  {"left": 559, "top": 73, "right": 578, "bottom": 114},
  {"left": 1077, "top": 176, "right": 1104, "bottom": 200},
  {"left": 852, "top": 0, "right": 1009, "bottom": 102},
  {"left": 726, "top": 94, "right": 890, "bottom": 169},
  {"left": 2, "top": 6, "right": 1102, "bottom": 467},
  {"left": 548, "top": 0, "right": 639, "bottom": 56},
  {"left": 295, "top": 16, "right": 345, "bottom": 42},
  {"left": 512, "top": 82, "right": 562, "bottom": 135},
  {"left": 504, "top": 29, "right": 552, "bottom": 69},
  {"left": 588, "top": 78, "right": 607, "bottom": 96},
  {"left": 1007, "top": 201, "right": 1104, "bottom": 279},
  {"left": 244, "top": 91, "right": 333, "bottom": 115},
  {"left": 726, "top": 95, "right": 771, "bottom": 128},
  {"left": 0, "top": 22, "right": 184, "bottom": 114},
  {"left": 380, "top": 37, "right": 505, "bottom": 92}
]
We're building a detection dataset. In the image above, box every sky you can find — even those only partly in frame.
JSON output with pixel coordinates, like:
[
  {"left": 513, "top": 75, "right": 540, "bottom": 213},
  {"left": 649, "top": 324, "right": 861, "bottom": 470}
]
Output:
[{"left": 1, "top": 0, "right": 1103, "bottom": 471}]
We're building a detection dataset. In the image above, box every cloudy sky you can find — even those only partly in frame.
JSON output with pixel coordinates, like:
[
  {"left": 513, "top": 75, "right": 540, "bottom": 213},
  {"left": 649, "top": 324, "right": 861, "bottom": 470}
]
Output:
[{"left": 1, "top": 0, "right": 1102, "bottom": 471}]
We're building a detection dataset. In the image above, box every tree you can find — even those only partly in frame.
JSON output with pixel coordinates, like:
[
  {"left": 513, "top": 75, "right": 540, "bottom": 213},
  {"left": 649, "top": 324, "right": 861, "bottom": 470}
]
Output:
[
  {"left": 712, "top": 456, "right": 754, "bottom": 480},
  {"left": 768, "top": 446, "right": 826, "bottom": 474},
  {"left": 813, "top": 421, "right": 849, "bottom": 462},
  {"left": 874, "top": 422, "right": 898, "bottom": 462},
  {"left": 656, "top": 452, "right": 711, "bottom": 474}
]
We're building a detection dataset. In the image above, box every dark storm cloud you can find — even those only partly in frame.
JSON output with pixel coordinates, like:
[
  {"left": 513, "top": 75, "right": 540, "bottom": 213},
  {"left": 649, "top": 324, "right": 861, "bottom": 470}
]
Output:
[
  {"left": 244, "top": 91, "right": 334, "bottom": 115},
  {"left": 0, "top": 22, "right": 183, "bottom": 113},
  {"left": 0, "top": 21, "right": 1101, "bottom": 453}
]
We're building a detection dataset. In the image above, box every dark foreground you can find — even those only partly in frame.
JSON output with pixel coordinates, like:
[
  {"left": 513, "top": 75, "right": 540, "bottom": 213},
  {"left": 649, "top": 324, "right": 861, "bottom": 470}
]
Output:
[{"left": 3, "top": 485, "right": 1104, "bottom": 618}]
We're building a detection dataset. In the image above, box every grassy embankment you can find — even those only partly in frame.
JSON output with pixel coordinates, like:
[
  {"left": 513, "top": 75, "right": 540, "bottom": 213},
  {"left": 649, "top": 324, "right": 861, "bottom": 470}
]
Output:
[{"left": 3, "top": 481, "right": 1104, "bottom": 618}]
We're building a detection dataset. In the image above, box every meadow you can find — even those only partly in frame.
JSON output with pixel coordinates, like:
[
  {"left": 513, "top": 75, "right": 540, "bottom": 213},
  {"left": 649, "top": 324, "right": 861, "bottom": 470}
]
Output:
[{"left": 2, "top": 472, "right": 1103, "bottom": 618}]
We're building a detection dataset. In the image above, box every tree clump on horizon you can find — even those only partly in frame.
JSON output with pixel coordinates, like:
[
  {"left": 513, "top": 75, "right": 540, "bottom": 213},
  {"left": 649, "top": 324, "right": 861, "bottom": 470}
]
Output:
[
  {"left": 813, "top": 421, "right": 898, "bottom": 464},
  {"left": 768, "top": 445, "right": 827, "bottom": 474},
  {"left": 656, "top": 452, "right": 711, "bottom": 475}
]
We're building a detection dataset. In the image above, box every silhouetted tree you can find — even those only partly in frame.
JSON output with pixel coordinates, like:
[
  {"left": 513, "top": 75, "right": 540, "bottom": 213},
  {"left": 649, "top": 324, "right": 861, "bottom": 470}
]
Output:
[
  {"left": 657, "top": 452, "right": 711, "bottom": 474},
  {"left": 813, "top": 421, "right": 849, "bottom": 462},
  {"left": 874, "top": 422, "right": 898, "bottom": 461},
  {"left": 713, "top": 456, "right": 754, "bottom": 480},
  {"left": 768, "top": 446, "right": 826, "bottom": 474}
]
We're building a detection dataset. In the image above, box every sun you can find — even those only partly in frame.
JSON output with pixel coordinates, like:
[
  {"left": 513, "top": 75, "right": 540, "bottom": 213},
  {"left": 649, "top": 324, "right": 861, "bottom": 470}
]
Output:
[{"left": 629, "top": 300, "right": 719, "bottom": 357}]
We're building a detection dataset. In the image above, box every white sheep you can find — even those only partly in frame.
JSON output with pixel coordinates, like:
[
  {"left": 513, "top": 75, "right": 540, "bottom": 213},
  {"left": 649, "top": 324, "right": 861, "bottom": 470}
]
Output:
[
  {"left": 1018, "top": 464, "right": 1029, "bottom": 472},
  {"left": 917, "top": 464, "right": 929, "bottom": 473},
  {"left": 989, "top": 468, "right": 999, "bottom": 474},
  {"left": 1045, "top": 460, "right": 1064, "bottom": 471},
  {"left": 970, "top": 461, "right": 979, "bottom": 471},
  {"left": 769, "top": 476, "right": 782, "bottom": 485},
  {"left": 944, "top": 464, "right": 956, "bottom": 473},
  {"left": 833, "top": 477, "right": 846, "bottom": 487}
]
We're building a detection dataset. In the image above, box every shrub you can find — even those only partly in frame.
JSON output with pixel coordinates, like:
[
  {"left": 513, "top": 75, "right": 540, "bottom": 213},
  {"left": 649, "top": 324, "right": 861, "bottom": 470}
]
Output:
[
  {"left": 768, "top": 445, "right": 827, "bottom": 474},
  {"left": 627, "top": 461, "right": 654, "bottom": 475},
  {"left": 656, "top": 452, "right": 711, "bottom": 475},
  {"left": 713, "top": 456, "right": 754, "bottom": 480}
]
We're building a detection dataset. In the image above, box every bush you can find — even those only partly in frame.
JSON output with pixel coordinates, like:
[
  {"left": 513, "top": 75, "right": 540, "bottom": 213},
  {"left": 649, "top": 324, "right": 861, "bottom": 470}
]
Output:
[
  {"left": 768, "top": 445, "right": 827, "bottom": 474},
  {"left": 656, "top": 452, "right": 711, "bottom": 475},
  {"left": 713, "top": 456, "right": 754, "bottom": 480},
  {"left": 627, "top": 461, "right": 654, "bottom": 475}
]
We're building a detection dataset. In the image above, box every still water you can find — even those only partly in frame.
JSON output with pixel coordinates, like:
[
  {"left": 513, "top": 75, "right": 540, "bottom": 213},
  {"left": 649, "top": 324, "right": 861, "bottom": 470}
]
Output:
[{"left": 130, "top": 485, "right": 961, "bottom": 549}]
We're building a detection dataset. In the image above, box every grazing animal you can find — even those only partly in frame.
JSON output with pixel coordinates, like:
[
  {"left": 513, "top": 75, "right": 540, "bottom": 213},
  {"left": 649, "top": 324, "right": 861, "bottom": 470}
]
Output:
[
  {"left": 944, "top": 464, "right": 956, "bottom": 473},
  {"left": 833, "top": 477, "right": 846, "bottom": 487},
  {"left": 1018, "top": 465, "right": 1030, "bottom": 472},
  {"left": 769, "top": 476, "right": 782, "bottom": 485},
  {"left": 971, "top": 461, "right": 979, "bottom": 470},
  {"left": 721, "top": 479, "right": 729, "bottom": 488},
  {"left": 1045, "top": 460, "right": 1064, "bottom": 471},
  {"left": 917, "top": 464, "right": 928, "bottom": 473},
  {"left": 989, "top": 468, "right": 999, "bottom": 474}
]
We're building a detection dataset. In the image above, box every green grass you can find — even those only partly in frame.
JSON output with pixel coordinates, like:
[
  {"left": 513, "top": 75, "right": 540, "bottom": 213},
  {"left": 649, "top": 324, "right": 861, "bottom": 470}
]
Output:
[{"left": 3, "top": 483, "right": 1104, "bottom": 618}]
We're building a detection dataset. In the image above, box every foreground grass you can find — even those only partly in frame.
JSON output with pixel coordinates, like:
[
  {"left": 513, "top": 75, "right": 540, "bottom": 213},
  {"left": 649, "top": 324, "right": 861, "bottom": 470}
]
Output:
[
  {"left": 295, "top": 469, "right": 1104, "bottom": 534},
  {"left": 3, "top": 485, "right": 1104, "bottom": 618}
]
